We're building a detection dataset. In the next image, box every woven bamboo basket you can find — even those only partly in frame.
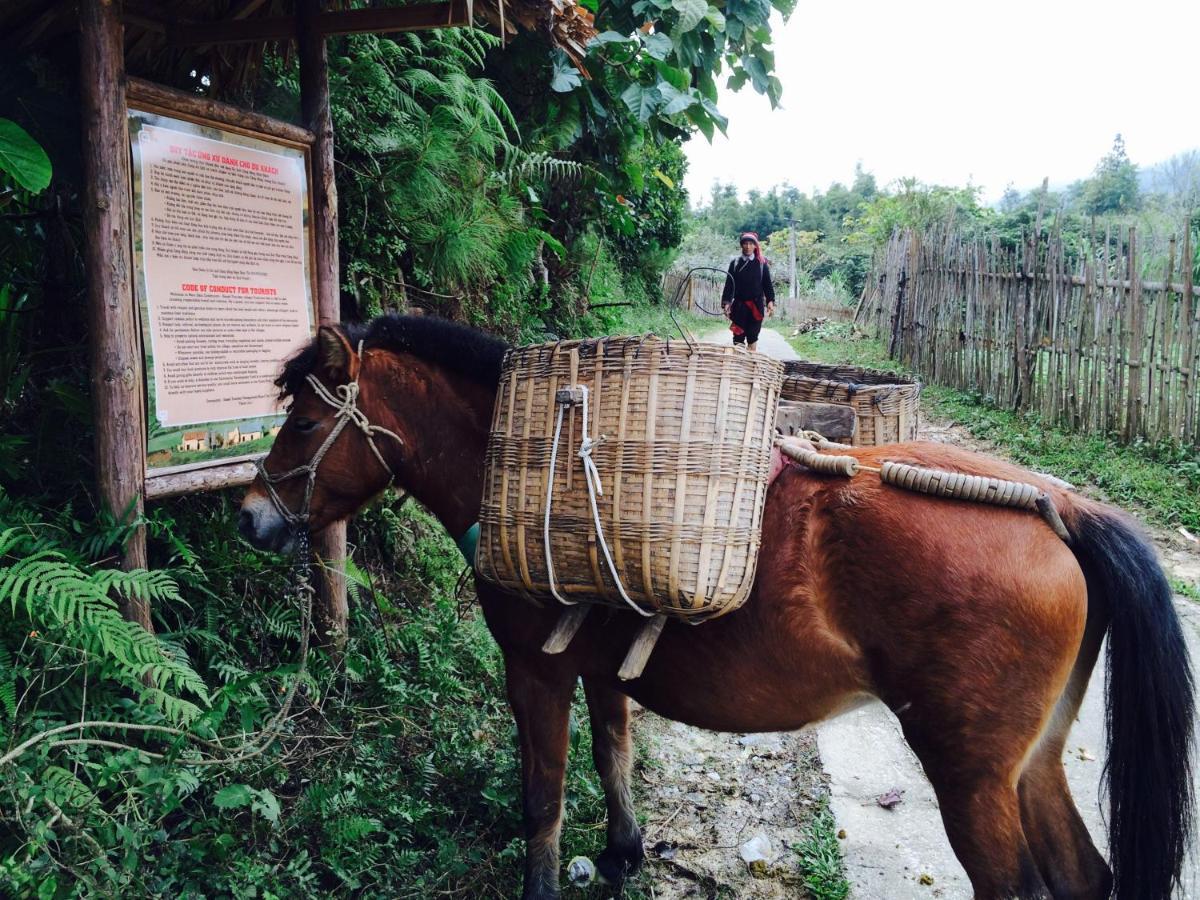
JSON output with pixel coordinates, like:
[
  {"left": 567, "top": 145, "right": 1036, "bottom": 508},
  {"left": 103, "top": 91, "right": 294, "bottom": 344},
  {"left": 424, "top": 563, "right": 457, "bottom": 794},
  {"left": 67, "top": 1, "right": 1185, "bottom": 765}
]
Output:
[
  {"left": 476, "top": 336, "right": 784, "bottom": 621},
  {"left": 780, "top": 361, "right": 921, "bottom": 446}
]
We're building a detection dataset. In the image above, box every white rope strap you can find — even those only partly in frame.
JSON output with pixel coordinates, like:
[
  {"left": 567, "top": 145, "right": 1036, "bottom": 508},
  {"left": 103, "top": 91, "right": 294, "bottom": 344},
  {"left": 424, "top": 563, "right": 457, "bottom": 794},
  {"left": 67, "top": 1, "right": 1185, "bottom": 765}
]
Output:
[
  {"left": 544, "top": 385, "right": 653, "bottom": 617},
  {"left": 304, "top": 373, "right": 404, "bottom": 481}
]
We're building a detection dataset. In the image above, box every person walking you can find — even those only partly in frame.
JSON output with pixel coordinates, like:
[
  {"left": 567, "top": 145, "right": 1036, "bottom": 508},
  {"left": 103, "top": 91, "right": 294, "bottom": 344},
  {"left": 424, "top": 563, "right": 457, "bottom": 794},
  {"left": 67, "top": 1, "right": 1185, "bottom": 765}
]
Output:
[{"left": 720, "top": 232, "right": 775, "bottom": 352}]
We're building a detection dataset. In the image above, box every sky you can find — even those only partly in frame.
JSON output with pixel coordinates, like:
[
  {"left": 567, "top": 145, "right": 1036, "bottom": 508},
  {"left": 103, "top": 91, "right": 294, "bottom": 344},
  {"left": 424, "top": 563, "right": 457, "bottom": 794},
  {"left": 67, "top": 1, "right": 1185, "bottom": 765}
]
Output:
[{"left": 684, "top": 0, "right": 1200, "bottom": 207}]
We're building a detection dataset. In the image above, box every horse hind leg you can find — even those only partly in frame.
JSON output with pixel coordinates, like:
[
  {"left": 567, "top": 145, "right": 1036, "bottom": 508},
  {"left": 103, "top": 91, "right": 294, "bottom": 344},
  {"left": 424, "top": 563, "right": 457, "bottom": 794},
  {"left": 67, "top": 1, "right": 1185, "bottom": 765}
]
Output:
[
  {"left": 1018, "top": 616, "right": 1112, "bottom": 900},
  {"left": 896, "top": 604, "right": 1084, "bottom": 896},
  {"left": 910, "top": 747, "right": 1053, "bottom": 900},
  {"left": 582, "top": 677, "right": 645, "bottom": 884}
]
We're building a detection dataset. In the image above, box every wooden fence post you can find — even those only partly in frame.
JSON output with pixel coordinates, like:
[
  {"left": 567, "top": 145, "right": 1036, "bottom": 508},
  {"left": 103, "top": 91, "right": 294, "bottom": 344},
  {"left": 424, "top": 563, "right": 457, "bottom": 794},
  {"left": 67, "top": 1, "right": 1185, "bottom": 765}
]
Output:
[
  {"left": 1124, "top": 226, "right": 1143, "bottom": 442},
  {"left": 79, "top": 0, "right": 152, "bottom": 633},
  {"left": 298, "top": 0, "right": 348, "bottom": 645},
  {"left": 1182, "top": 226, "right": 1196, "bottom": 444}
]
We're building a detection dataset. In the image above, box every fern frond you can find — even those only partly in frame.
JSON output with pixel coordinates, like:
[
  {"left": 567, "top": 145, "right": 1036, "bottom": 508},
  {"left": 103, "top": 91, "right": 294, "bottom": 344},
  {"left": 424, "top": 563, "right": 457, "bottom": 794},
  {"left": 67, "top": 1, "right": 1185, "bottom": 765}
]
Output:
[
  {"left": 0, "top": 552, "right": 209, "bottom": 724},
  {"left": 42, "top": 765, "right": 98, "bottom": 811},
  {"left": 0, "top": 645, "right": 16, "bottom": 721}
]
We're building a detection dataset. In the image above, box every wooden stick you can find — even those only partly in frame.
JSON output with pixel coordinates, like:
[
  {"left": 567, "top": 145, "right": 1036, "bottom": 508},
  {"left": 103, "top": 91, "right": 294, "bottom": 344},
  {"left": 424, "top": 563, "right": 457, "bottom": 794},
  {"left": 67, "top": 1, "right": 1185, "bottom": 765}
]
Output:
[
  {"left": 541, "top": 605, "right": 590, "bottom": 655},
  {"left": 127, "top": 78, "right": 314, "bottom": 145},
  {"left": 1182, "top": 226, "right": 1196, "bottom": 444},
  {"left": 618, "top": 614, "right": 667, "bottom": 681},
  {"left": 1124, "top": 226, "right": 1142, "bottom": 442},
  {"left": 145, "top": 461, "right": 257, "bottom": 499}
]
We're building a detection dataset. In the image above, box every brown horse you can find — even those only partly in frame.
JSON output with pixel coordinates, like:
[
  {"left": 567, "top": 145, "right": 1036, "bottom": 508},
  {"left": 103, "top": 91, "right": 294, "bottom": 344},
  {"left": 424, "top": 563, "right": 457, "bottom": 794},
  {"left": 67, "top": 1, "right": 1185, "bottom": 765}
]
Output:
[{"left": 239, "top": 316, "right": 1194, "bottom": 900}]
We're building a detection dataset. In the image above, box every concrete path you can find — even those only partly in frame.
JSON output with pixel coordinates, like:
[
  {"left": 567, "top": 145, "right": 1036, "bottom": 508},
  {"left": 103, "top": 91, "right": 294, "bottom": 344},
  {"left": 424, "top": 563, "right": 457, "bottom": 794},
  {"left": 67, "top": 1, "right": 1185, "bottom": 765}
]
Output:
[
  {"left": 702, "top": 326, "right": 1200, "bottom": 898},
  {"left": 700, "top": 325, "right": 798, "bottom": 361}
]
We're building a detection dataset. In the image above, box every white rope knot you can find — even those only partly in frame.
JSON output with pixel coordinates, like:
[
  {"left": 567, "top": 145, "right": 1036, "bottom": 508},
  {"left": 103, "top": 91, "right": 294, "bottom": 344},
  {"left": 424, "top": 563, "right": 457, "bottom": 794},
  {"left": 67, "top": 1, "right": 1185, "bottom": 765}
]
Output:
[{"left": 577, "top": 433, "right": 606, "bottom": 497}]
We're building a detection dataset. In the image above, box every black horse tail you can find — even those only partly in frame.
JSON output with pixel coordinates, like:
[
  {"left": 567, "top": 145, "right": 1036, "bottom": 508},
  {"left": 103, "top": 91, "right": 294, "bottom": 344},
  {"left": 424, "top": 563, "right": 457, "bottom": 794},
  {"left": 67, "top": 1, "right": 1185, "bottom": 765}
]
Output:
[{"left": 1067, "top": 503, "right": 1194, "bottom": 900}]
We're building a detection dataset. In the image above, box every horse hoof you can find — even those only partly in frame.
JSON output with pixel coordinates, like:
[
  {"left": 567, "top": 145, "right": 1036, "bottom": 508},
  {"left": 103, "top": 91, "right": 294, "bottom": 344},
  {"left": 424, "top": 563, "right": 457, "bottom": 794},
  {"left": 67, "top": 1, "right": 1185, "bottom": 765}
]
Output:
[{"left": 596, "top": 836, "right": 646, "bottom": 884}]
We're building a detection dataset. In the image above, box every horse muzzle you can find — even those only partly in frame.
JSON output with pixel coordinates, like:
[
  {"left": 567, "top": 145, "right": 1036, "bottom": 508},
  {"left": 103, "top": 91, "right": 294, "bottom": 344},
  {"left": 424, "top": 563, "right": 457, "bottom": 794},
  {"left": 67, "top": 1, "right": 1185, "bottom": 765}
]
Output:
[{"left": 239, "top": 494, "right": 297, "bottom": 554}]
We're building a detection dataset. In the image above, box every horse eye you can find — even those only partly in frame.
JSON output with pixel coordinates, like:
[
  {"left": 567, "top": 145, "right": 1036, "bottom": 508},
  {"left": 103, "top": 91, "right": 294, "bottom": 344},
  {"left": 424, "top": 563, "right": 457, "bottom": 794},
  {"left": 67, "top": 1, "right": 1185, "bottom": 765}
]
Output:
[{"left": 293, "top": 418, "right": 318, "bottom": 433}]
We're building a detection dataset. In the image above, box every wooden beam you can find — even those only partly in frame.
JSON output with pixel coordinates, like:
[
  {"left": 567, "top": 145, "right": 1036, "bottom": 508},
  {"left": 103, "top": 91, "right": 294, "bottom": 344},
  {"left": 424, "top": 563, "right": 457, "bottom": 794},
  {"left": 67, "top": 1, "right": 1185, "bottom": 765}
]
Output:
[
  {"left": 13, "top": 0, "right": 74, "bottom": 48},
  {"left": 126, "top": 78, "right": 315, "bottom": 146},
  {"left": 145, "top": 461, "right": 258, "bottom": 500},
  {"left": 298, "top": 0, "right": 348, "bottom": 649},
  {"left": 79, "top": 0, "right": 153, "bottom": 633},
  {"left": 317, "top": 0, "right": 469, "bottom": 35},
  {"left": 166, "top": 1, "right": 470, "bottom": 46}
]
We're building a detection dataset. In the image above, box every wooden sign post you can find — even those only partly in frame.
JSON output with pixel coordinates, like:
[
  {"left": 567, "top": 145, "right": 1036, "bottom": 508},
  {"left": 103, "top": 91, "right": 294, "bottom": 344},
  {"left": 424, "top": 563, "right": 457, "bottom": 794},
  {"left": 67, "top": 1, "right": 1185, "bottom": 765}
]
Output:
[
  {"left": 77, "top": 0, "right": 349, "bottom": 641},
  {"left": 297, "top": 0, "right": 348, "bottom": 641},
  {"left": 81, "top": 0, "right": 150, "bottom": 632},
  {"left": 69, "top": 0, "right": 589, "bottom": 646}
]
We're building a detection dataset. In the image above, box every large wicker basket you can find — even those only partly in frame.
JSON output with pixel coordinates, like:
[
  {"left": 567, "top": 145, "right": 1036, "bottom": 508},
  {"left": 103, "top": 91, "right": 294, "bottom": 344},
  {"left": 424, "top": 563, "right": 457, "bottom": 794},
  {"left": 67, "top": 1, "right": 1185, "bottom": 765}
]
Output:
[
  {"left": 476, "top": 336, "right": 784, "bottom": 621},
  {"left": 780, "top": 362, "right": 921, "bottom": 445}
]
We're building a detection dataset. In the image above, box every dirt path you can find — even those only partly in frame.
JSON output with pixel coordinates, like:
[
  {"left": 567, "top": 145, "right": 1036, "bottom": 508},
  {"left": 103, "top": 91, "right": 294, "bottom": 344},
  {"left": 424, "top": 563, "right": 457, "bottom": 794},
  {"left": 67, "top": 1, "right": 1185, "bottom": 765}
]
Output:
[
  {"left": 624, "top": 713, "right": 828, "bottom": 898},
  {"left": 606, "top": 328, "right": 830, "bottom": 899}
]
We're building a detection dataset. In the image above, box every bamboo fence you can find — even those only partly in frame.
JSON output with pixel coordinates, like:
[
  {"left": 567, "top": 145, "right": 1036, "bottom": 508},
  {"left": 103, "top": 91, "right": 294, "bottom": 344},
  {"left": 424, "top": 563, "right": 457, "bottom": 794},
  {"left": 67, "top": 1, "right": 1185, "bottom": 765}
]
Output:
[{"left": 856, "top": 223, "right": 1200, "bottom": 448}]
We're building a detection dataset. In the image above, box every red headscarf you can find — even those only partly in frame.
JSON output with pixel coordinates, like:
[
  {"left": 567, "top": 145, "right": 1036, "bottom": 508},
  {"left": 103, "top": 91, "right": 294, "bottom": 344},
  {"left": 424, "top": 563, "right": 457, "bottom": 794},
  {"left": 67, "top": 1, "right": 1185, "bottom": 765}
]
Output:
[{"left": 739, "top": 232, "right": 767, "bottom": 265}]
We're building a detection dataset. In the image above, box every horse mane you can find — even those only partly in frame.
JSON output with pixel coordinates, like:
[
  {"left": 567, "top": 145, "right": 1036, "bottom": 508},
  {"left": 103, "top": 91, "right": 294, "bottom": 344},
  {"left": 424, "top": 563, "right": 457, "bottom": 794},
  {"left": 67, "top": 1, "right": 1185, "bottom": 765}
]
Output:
[{"left": 276, "top": 314, "right": 509, "bottom": 399}]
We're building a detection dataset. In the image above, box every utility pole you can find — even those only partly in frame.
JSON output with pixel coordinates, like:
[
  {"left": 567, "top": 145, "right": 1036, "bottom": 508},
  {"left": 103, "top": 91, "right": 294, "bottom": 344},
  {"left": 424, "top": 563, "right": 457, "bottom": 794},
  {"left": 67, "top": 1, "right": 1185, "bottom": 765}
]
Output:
[{"left": 789, "top": 218, "right": 798, "bottom": 299}]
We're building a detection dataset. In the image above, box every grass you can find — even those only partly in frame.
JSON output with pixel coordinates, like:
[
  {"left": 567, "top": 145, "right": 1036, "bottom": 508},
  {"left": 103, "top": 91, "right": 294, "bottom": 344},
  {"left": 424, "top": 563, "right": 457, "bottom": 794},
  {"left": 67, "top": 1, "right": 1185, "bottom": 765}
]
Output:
[
  {"left": 1171, "top": 578, "right": 1200, "bottom": 603},
  {"left": 598, "top": 301, "right": 718, "bottom": 341},
  {"left": 783, "top": 323, "right": 1200, "bottom": 535},
  {"left": 793, "top": 798, "right": 851, "bottom": 900}
]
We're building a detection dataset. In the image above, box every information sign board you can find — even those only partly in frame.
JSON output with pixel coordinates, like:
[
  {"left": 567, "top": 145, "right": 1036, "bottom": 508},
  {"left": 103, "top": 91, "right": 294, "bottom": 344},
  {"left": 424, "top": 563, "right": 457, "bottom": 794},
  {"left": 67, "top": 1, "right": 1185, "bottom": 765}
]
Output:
[{"left": 128, "top": 105, "right": 316, "bottom": 477}]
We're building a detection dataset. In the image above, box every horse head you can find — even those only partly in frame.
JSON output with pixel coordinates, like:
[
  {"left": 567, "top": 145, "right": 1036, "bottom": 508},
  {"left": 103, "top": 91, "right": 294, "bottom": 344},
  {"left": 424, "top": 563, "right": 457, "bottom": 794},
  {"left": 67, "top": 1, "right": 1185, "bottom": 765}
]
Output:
[
  {"left": 239, "top": 326, "right": 400, "bottom": 552},
  {"left": 239, "top": 315, "right": 504, "bottom": 553}
]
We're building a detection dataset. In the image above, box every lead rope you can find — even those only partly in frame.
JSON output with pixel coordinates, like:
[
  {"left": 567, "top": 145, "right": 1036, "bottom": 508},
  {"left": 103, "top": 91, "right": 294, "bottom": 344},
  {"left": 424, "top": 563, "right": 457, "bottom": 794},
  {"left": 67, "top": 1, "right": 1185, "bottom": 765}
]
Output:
[{"left": 544, "top": 385, "right": 653, "bottom": 617}]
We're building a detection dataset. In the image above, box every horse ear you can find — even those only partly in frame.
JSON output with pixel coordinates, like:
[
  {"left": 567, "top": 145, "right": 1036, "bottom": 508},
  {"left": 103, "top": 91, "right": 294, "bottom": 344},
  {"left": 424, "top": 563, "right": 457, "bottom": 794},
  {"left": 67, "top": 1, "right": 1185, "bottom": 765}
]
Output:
[{"left": 316, "top": 327, "right": 357, "bottom": 380}]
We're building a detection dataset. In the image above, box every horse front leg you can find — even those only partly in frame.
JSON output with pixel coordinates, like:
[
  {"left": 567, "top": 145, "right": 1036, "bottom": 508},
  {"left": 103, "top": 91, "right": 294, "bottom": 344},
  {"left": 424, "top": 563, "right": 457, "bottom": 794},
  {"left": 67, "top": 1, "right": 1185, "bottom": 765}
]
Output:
[
  {"left": 506, "top": 654, "right": 575, "bottom": 900},
  {"left": 583, "top": 677, "right": 645, "bottom": 884}
]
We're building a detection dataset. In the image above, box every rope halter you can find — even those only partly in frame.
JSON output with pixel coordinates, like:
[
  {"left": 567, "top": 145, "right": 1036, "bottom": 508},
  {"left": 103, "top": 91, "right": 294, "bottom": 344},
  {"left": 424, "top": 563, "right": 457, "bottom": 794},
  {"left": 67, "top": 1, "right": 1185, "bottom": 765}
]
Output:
[{"left": 255, "top": 342, "right": 405, "bottom": 529}]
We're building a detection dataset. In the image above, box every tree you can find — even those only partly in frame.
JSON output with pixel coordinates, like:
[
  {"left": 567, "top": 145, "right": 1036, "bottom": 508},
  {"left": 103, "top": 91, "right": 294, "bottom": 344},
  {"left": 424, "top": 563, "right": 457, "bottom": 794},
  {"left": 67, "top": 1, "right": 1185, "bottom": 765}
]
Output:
[
  {"left": 1154, "top": 150, "right": 1200, "bottom": 218},
  {"left": 1081, "top": 133, "right": 1140, "bottom": 216},
  {"left": 846, "top": 178, "right": 986, "bottom": 247}
]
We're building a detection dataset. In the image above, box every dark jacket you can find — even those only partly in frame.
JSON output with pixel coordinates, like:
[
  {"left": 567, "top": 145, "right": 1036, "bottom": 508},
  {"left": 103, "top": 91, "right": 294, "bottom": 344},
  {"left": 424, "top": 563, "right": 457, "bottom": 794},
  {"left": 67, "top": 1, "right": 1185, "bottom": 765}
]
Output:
[{"left": 720, "top": 256, "right": 775, "bottom": 311}]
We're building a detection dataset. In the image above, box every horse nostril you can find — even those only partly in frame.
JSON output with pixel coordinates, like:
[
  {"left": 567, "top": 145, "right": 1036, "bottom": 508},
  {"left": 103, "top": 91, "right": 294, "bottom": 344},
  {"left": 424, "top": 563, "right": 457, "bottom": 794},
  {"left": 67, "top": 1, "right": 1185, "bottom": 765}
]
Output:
[{"left": 238, "top": 508, "right": 256, "bottom": 539}]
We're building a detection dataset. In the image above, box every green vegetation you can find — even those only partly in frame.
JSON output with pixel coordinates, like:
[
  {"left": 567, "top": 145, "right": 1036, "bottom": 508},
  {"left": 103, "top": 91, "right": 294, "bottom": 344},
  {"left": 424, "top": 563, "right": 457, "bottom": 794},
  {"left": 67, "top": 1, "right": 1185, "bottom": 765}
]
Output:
[
  {"left": 0, "top": 486, "right": 621, "bottom": 896},
  {"left": 0, "top": 117, "right": 51, "bottom": 193},
  {"left": 0, "top": 2, "right": 802, "bottom": 893},
  {"left": 1080, "top": 134, "right": 1141, "bottom": 216},
  {"left": 251, "top": 0, "right": 798, "bottom": 338},
  {"left": 785, "top": 325, "right": 1200, "bottom": 534},
  {"left": 793, "top": 798, "right": 850, "bottom": 900},
  {"left": 676, "top": 165, "right": 880, "bottom": 303},
  {"left": 681, "top": 137, "right": 1200, "bottom": 323},
  {"left": 1172, "top": 579, "right": 1200, "bottom": 603}
]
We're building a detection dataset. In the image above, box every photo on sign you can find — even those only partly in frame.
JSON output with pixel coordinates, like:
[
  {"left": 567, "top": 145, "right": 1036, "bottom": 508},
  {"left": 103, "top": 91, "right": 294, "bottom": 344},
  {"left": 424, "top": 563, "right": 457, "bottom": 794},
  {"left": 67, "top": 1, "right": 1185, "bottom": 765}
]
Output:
[{"left": 128, "top": 106, "right": 316, "bottom": 475}]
